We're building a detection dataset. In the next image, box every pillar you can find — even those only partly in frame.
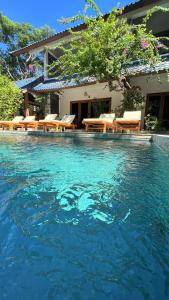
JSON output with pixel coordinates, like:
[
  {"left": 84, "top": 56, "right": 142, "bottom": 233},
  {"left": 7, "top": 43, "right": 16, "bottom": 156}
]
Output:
[{"left": 24, "top": 92, "right": 30, "bottom": 116}]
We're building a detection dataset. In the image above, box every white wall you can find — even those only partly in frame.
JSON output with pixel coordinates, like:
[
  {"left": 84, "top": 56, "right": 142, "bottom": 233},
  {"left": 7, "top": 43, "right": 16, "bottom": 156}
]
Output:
[
  {"left": 147, "top": 10, "right": 169, "bottom": 34},
  {"left": 50, "top": 73, "right": 169, "bottom": 122},
  {"left": 131, "top": 73, "right": 169, "bottom": 96},
  {"left": 130, "top": 72, "right": 169, "bottom": 126},
  {"left": 59, "top": 82, "right": 123, "bottom": 117}
]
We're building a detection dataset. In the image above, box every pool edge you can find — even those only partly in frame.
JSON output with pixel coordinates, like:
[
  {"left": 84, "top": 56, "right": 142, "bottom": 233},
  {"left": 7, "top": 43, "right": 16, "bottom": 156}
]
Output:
[{"left": 0, "top": 130, "right": 152, "bottom": 142}]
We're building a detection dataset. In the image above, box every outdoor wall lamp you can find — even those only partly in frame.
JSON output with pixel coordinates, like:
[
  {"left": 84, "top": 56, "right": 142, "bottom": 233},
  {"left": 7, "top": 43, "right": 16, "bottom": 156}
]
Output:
[{"left": 84, "top": 91, "right": 90, "bottom": 98}]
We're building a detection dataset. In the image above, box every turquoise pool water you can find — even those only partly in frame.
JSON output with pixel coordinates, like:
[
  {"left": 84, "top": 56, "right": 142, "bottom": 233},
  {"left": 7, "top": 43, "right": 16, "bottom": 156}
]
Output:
[{"left": 0, "top": 135, "right": 169, "bottom": 300}]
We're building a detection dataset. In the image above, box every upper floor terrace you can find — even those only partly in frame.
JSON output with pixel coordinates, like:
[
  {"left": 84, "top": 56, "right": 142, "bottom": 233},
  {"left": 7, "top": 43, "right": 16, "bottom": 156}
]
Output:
[{"left": 11, "top": 0, "right": 169, "bottom": 80}]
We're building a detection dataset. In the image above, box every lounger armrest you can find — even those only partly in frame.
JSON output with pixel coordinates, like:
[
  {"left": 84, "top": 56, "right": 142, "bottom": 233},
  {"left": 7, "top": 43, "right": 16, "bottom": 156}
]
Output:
[
  {"left": 83, "top": 118, "right": 101, "bottom": 122},
  {"left": 115, "top": 118, "right": 124, "bottom": 121}
]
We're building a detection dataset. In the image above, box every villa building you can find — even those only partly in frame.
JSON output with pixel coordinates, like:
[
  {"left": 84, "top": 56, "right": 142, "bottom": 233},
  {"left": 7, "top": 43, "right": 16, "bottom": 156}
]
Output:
[{"left": 12, "top": 0, "right": 169, "bottom": 128}]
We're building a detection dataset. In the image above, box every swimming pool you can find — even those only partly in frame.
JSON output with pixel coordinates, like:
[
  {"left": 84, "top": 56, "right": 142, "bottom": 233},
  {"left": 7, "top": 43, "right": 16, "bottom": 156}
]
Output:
[{"left": 0, "top": 135, "right": 169, "bottom": 300}]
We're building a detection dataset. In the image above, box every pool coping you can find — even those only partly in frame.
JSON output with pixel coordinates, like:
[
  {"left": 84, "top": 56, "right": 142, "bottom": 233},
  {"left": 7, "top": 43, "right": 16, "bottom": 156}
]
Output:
[
  {"left": 1, "top": 130, "right": 169, "bottom": 153},
  {"left": 0, "top": 130, "right": 152, "bottom": 142},
  {"left": 152, "top": 134, "right": 169, "bottom": 153}
]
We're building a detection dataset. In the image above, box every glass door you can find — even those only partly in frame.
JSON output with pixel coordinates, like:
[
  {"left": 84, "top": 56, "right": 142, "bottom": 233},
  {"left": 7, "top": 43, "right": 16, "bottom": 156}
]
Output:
[
  {"left": 70, "top": 98, "right": 111, "bottom": 128},
  {"left": 71, "top": 102, "right": 79, "bottom": 127},
  {"left": 71, "top": 100, "right": 89, "bottom": 128},
  {"left": 146, "top": 93, "right": 169, "bottom": 129},
  {"left": 50, "top": 94, "right": 59, "bottom": 115},
  {"left": 80, "top": 102, "right": 89, "bottom": 127},
  {"left": 146, "top": 95, "right": 161, "bottom": 118},
  {"left": 163, "top": 95, "right": 169, "bottom": 129},
  {"left": 91, "top": 99, "right": 111, "bottom": 118}
]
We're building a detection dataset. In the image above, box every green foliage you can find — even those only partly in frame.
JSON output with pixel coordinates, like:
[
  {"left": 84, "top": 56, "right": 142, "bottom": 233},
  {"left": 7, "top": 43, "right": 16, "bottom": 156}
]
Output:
[
  {"left": 35, "top": 94, "right": 48, "bottom": 117},
  {"left": 121, "top": 86, "right": 145, "bottom": 111},
  {"left": 84, "top": 0, "right": 101, "bottom": 16},
  {"left": 144, "top": 114, "right": 159, "bottom": 131},
  {"left": 0, "top": 13, "right": 55, "bottom": 80},
  {"left": 114, "top": 86, "right": 145, "bottom": 117},
  {"left": 144, "top": 114, "right": 158, "bottom": 131},
  {"left": 0, "top": 75, "right": 23, "bottom": 120},
  {"left": 144, "top": 114, "right": 164, "bottom": 131},
  {"left": 50, "top": 1, "right": 169, "bottom": 91}
]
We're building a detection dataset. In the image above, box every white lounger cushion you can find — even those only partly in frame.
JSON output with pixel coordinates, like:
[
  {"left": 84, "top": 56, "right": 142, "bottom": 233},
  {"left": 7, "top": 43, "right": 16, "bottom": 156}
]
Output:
[
  {"left": 99, "top": 113, "right": 115, "bottom": 122},
  {"left": 123, "top": 111, "right": 141, "bottom": 120},
  {"left": 61, "top": 115, "right": 75, "bottom": 124},
  {"left": 39, "top": 115, "right": 74, "bottom": 124},
  {"left": 23, "top": 116, "right": 36, "bottom": 122},
  {"left": 12, "top": 116, "right": 24, "bottom": 122},
  {"left": 83, "top": 118, "right": 101, "bottom": 122},
  {"left": 116, "top": 111, "right": 141, "bottom": 121},
  {"left": 83, "top": 113, "right": 115, "bottom": 123},
  {"left": 0, "top": 116, "right": 24, "bottom": 123},
  {"left": 44, "top": 114, "right": 57, "bottom": 121}
]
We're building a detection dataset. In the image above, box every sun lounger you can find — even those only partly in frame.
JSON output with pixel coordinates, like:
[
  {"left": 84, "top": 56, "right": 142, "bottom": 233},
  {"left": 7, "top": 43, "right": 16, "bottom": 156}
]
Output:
[
  {"left": 59, "top": 115, "right": 76, "bottom": 131},
  {"left": 115, "top": 111, "right": 141, "bottom": 132},
  {"left": 39, "top": 114, "right": 58, "bottom": 123},
  {"left": 17, "top": 114, "right": 58, "bottom": 131},
  {"left": 40, "top": 114, "right": 76, "bottom": 131},
  {"left": 37, "top": 114, "right": 58, "bottom": 130},
  {"left": 0, "top": 116, "right": 24, "bottom": 130},
  {"left": 82, "top": 113, "right": 116, "bottom": 133},
  {"left": 17, "top": 116, "right": 36, "bottom": 130}
]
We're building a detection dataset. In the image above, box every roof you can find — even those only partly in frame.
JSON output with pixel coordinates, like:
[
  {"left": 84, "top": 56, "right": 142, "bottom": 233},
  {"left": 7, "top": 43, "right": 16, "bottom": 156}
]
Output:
[
  {"left": 16, "top": 53, "right": 169, "bottom": 93},
  {"left": 11, "top": 0, "right": 161, "bottom": 57},
  {"left": 32, "top": 77, "right": 96, "bottom": 92},
  {"left": 16, "top": 76, "right": 43, "bottom": 89},
  {"left": 126, "top": 60, "right": 169, "bottom": 75},
  {"left": 125, "top": 53, "right": 169, "bottom": 75}
]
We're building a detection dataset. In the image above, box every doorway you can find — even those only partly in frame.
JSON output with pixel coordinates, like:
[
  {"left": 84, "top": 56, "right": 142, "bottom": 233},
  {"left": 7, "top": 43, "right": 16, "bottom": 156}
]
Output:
[
  {"left": 146, "top": 93, "right": 169, "bottom": 129},
  {"left": 50, "top": 94, "right": 59, "bottom": 115},
  {"left": 70, "top": 98, "right": 111, "bottom": 128}
]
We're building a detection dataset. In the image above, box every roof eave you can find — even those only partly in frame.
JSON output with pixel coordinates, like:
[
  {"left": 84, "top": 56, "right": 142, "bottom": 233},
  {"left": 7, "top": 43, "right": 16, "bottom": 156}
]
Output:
[
  {"left": 31, "top": 68, "right": 169, "bottom": 93},
  {"left": 31, "top": 79, "right": 97, "bottom": 93},
  {"left": 10, "top": 0, "right": 162, "bottom": 57},
  {"left": 10, "top": 23, "right": 86, "bottom": 57}
]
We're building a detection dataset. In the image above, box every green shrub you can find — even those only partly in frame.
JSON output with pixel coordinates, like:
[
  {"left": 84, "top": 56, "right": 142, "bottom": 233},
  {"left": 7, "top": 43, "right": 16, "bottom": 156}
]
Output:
[
  {"left": 114, "top": 86, "right": 145, "bottom": 117},
  {"left": 144, "top": 114, "right": 166, "bottom": 131},
  {"left": 0, "top": 75, "right": 23, "bottom": 120},
  {"left": 122, "top": 86, "right": 145, "bottom": 111}
]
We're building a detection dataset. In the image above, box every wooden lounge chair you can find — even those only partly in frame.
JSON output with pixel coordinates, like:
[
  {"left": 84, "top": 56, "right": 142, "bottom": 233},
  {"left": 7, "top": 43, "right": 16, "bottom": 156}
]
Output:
[
  {"left": 0, "top": 116, "right": 24, "bottom": 130},
  {"left": 60, "top": 115, "right": 76, "bottom": 131},
  {"left": 18, "top": 114, "right": 58, "bottom": 131},
  {"left": 37, "top": 114, "right": 58, "bottom": 130},
  {"left": 82, "top": 113, "right": 116, "bottom": 133},
  {"left": 17, "top": 116, "right": 36, "bottom": 130},
  {"left": 40, "top": 114, "right": 76, "bottom": 132},
  {"left": 115, "top": 111, "right": 141, "bottom": 132}
]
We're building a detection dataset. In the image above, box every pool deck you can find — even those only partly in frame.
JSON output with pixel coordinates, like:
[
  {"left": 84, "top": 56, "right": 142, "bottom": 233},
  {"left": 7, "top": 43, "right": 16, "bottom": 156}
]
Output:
[{"left": 0, "top": 129, "right": 152, "bottom": 141}]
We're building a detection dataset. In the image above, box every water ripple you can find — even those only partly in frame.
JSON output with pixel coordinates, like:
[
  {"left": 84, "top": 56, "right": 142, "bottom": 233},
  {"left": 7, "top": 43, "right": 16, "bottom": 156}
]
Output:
[{"left": 0, "top": 135, "right": 169, "bottom": 300}]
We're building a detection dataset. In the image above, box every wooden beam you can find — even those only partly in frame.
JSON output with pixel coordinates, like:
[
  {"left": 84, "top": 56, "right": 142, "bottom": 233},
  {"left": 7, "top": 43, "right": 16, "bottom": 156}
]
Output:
[
  {"left": 24, "top": 92, "right": 30, "bottom": 116},
  {"left": 44, "top": 49, "right": 48, "bottom": 79},
  {"left": 48, "top": 49, "right": 57, "bottom": 59}
]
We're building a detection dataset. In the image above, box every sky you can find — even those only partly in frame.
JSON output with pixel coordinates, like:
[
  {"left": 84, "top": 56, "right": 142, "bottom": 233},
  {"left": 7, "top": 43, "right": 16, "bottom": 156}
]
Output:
[{"left": 0, "top": 0, "right": 135, "bottom": 32}]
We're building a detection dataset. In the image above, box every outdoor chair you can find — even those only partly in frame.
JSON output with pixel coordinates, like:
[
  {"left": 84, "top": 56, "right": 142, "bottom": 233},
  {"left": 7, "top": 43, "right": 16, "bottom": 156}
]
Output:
[
  {"left": 82, "top": 113, "right": 116, "bottom": 133},
  {"left": 19, "top": 114, "right": 58, "bottom": 131},
  {"left": 0, "top": 116, "right": 24, "bottom": 130},
  {"left": 37, "top": 114, "right": 58, "bottom": 130},
  {"left": 39, "top": 114, "right": 58, "bottom": 122},
  {"left": 39, "top": 114, "right": 76, "bottom": 131},
  {"left": 115, "top": 111, "right": 141, "bottom": 132},
  {"left": 17, "top": 116, "right": 36, "bottom": 130}
]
